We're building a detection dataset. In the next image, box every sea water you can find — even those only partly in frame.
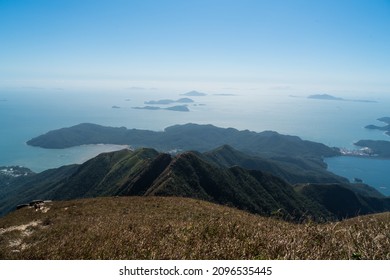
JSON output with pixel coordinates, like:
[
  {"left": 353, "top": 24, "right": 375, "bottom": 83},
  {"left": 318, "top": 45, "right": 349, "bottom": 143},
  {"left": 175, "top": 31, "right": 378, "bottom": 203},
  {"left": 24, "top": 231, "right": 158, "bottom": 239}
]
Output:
[
  {"left": 325, "top": 156, "right": 390, "bottom": 196},
  {"left": 1, "top": 88, "right": 389, "bottom": 195}
]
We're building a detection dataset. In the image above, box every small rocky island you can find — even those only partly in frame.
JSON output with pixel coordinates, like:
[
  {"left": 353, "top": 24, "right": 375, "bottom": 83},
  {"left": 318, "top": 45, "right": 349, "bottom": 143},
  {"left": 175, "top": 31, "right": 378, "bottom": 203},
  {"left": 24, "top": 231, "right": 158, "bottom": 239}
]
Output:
[
  {"left": 165, "top": 105, "right": 189, "bottom": 112},
  {"left": 144, "top": 98, "right": 194, "bottom": 105},
  {"left": 308, "top": 94, "right": 375, "bottom": 103},
  {"left": 133, "top": 105, "right": 189, "bottom": 112},
  {"left": 180, "top": 90, "right": 207, "bottom": 96},
  {"left": 308, "top": 94, "right": 344, "bottom": 100},
  {"left": 135, "top": 93, "right": 197, "bottom": 111}
]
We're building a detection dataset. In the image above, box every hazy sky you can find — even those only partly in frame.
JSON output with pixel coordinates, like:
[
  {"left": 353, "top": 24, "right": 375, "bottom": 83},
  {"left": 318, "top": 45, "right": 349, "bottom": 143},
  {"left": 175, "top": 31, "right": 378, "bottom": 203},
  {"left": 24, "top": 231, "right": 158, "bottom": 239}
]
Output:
[{"left": 1, "top": 0, "right": 389, "bottom": 92}]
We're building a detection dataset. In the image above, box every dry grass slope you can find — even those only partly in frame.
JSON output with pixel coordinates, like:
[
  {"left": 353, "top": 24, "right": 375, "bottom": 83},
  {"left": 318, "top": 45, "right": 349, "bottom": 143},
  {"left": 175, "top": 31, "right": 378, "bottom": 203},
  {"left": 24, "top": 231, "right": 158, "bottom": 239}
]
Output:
[{"left": 0, "top": 196, "right": 389, "bottom": 260}]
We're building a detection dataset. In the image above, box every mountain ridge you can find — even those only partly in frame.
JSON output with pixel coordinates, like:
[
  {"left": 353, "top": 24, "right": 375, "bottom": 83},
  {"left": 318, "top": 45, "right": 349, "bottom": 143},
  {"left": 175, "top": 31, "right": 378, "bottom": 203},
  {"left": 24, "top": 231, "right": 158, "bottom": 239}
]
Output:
[
  {"left": 1, "top": 148, "right": 388, "bottom": 221},
  {"left": 203, "top": 144, "right": 347, "bottom": 184}
]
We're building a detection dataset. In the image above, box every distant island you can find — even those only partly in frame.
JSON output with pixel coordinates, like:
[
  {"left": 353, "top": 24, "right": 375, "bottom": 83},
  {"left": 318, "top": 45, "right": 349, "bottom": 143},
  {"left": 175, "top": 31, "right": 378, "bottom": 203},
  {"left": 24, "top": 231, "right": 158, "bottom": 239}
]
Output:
[
  {"left": 26, "top": 123, "right": 339, "bottom": 161},
  {"left": 165, "top": 105, "right": 189, "bottom": 112},
  {"left": 180, "top": 90, "right": 207, "bottom": 96},
  {"left": 308, "top": 94, "right": 376, "bottom": 103},
  {"left": 145, "top": 98, "right": 194, "bottom": 105},
  {"left": 111, "top": 105, "right": 120, "bottom": 109},
  {"left": 133, "top": 106, "right": 160, "bottom": 110},
  {"left": 308, "top": 94, "right": 344, "bottom": 101},
  {"left": 365, "top": 117, "right": 390, "bottom": 136},
  {"left": 133, "top": 105, "right": 189, "bottom": 112}
]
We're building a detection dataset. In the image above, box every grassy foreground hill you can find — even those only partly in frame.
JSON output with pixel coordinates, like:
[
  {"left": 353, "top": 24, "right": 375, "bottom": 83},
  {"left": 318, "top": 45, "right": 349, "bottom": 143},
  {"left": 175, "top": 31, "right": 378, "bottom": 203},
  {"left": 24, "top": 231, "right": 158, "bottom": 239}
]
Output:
[{"left": 0, "top": 196, "right": 389, "bottom": 260}]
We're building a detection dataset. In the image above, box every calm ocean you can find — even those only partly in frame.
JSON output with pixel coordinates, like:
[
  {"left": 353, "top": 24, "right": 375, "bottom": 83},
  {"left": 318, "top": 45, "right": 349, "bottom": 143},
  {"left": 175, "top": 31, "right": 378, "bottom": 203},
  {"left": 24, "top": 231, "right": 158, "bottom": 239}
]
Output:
[{"left": 1, "top": 89, "right": 389, "bottom": 195}]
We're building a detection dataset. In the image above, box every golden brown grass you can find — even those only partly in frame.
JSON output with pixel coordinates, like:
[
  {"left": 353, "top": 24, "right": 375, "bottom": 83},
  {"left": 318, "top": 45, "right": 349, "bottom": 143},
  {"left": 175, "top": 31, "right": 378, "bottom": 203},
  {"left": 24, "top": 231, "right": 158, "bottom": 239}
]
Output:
[{"left": 0, "top": 196, "right": 389, "bottom": 259}]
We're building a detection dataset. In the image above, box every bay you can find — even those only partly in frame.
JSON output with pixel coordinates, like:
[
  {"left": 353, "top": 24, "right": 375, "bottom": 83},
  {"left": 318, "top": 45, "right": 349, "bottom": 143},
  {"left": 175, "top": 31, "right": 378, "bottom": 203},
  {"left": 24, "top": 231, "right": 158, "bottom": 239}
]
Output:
[{"left": 325, "top": 156, "right": 390, "bottom": 196}]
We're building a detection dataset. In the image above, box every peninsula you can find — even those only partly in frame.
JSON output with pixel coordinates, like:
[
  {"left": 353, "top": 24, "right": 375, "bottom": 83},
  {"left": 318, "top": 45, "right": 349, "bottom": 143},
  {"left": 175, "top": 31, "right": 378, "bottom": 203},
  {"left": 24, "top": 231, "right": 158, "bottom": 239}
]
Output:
[
  {"left": 26, "top": 123, "right": 339, "bottom": 159},
  {"left": 365, "top": 117, "right": 390, "bottom": 136},
  {"left": 354, "top": 140, "right": 390, "bottom": 158}
]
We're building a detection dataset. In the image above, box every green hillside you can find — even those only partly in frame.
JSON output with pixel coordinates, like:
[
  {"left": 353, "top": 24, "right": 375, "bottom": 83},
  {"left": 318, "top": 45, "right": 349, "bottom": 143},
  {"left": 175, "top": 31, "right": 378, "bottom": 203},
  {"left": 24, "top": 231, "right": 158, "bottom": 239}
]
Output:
[
  {"left": 203, "top": 144, "right": 347, "bottom": 184},
  {"left": 0, "top": 149, "right": 330, "bottom": 220},
  {"left": 1, "top": 148, "right": 388, "bottom": 221},
  {"left": 296, "top": 183, "right": 390, "bottom": 219}
]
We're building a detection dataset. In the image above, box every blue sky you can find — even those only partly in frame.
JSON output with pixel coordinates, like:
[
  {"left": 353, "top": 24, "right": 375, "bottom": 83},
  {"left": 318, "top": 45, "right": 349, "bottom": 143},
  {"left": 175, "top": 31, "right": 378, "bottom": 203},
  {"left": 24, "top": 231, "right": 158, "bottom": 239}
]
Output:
[{"left": 1, "top": 0, "right": 389, "bottom": 92}]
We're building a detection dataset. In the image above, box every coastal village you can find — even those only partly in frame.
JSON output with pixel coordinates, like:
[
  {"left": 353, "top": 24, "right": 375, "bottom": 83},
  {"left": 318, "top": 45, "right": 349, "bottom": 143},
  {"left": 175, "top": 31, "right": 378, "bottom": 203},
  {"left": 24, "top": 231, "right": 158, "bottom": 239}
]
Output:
[{"left": 338, "top": 147, "right": 377, "bottom": 157}]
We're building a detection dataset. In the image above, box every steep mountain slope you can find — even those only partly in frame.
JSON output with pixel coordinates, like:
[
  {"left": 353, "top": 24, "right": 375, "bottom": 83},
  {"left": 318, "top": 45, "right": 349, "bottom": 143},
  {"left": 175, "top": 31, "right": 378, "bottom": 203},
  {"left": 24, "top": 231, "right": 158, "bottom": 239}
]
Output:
[
  {"left": 142, "top": 152, "right": 327, "bottom": 219},
  {"left": 0, "top": 165, "right": 78, "bottom": 216},
  {"left": 1, "top": 196, "right": 389, "bottom": 260},
  {"left": 296, "top": 183, "right": 390, "bottom": 219},
  {"left": 50, "top": 148, "right": 165, "bottom": 199},
  {"left": 203, "top": 145, "right": 347, "bottom": 184}
]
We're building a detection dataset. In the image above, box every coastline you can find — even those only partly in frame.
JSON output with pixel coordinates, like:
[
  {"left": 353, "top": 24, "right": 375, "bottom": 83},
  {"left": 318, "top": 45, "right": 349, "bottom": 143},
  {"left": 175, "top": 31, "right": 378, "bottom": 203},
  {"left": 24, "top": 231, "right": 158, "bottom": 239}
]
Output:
[{"left": 11, "top": 144, "right": 131, "bottom": 173}]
